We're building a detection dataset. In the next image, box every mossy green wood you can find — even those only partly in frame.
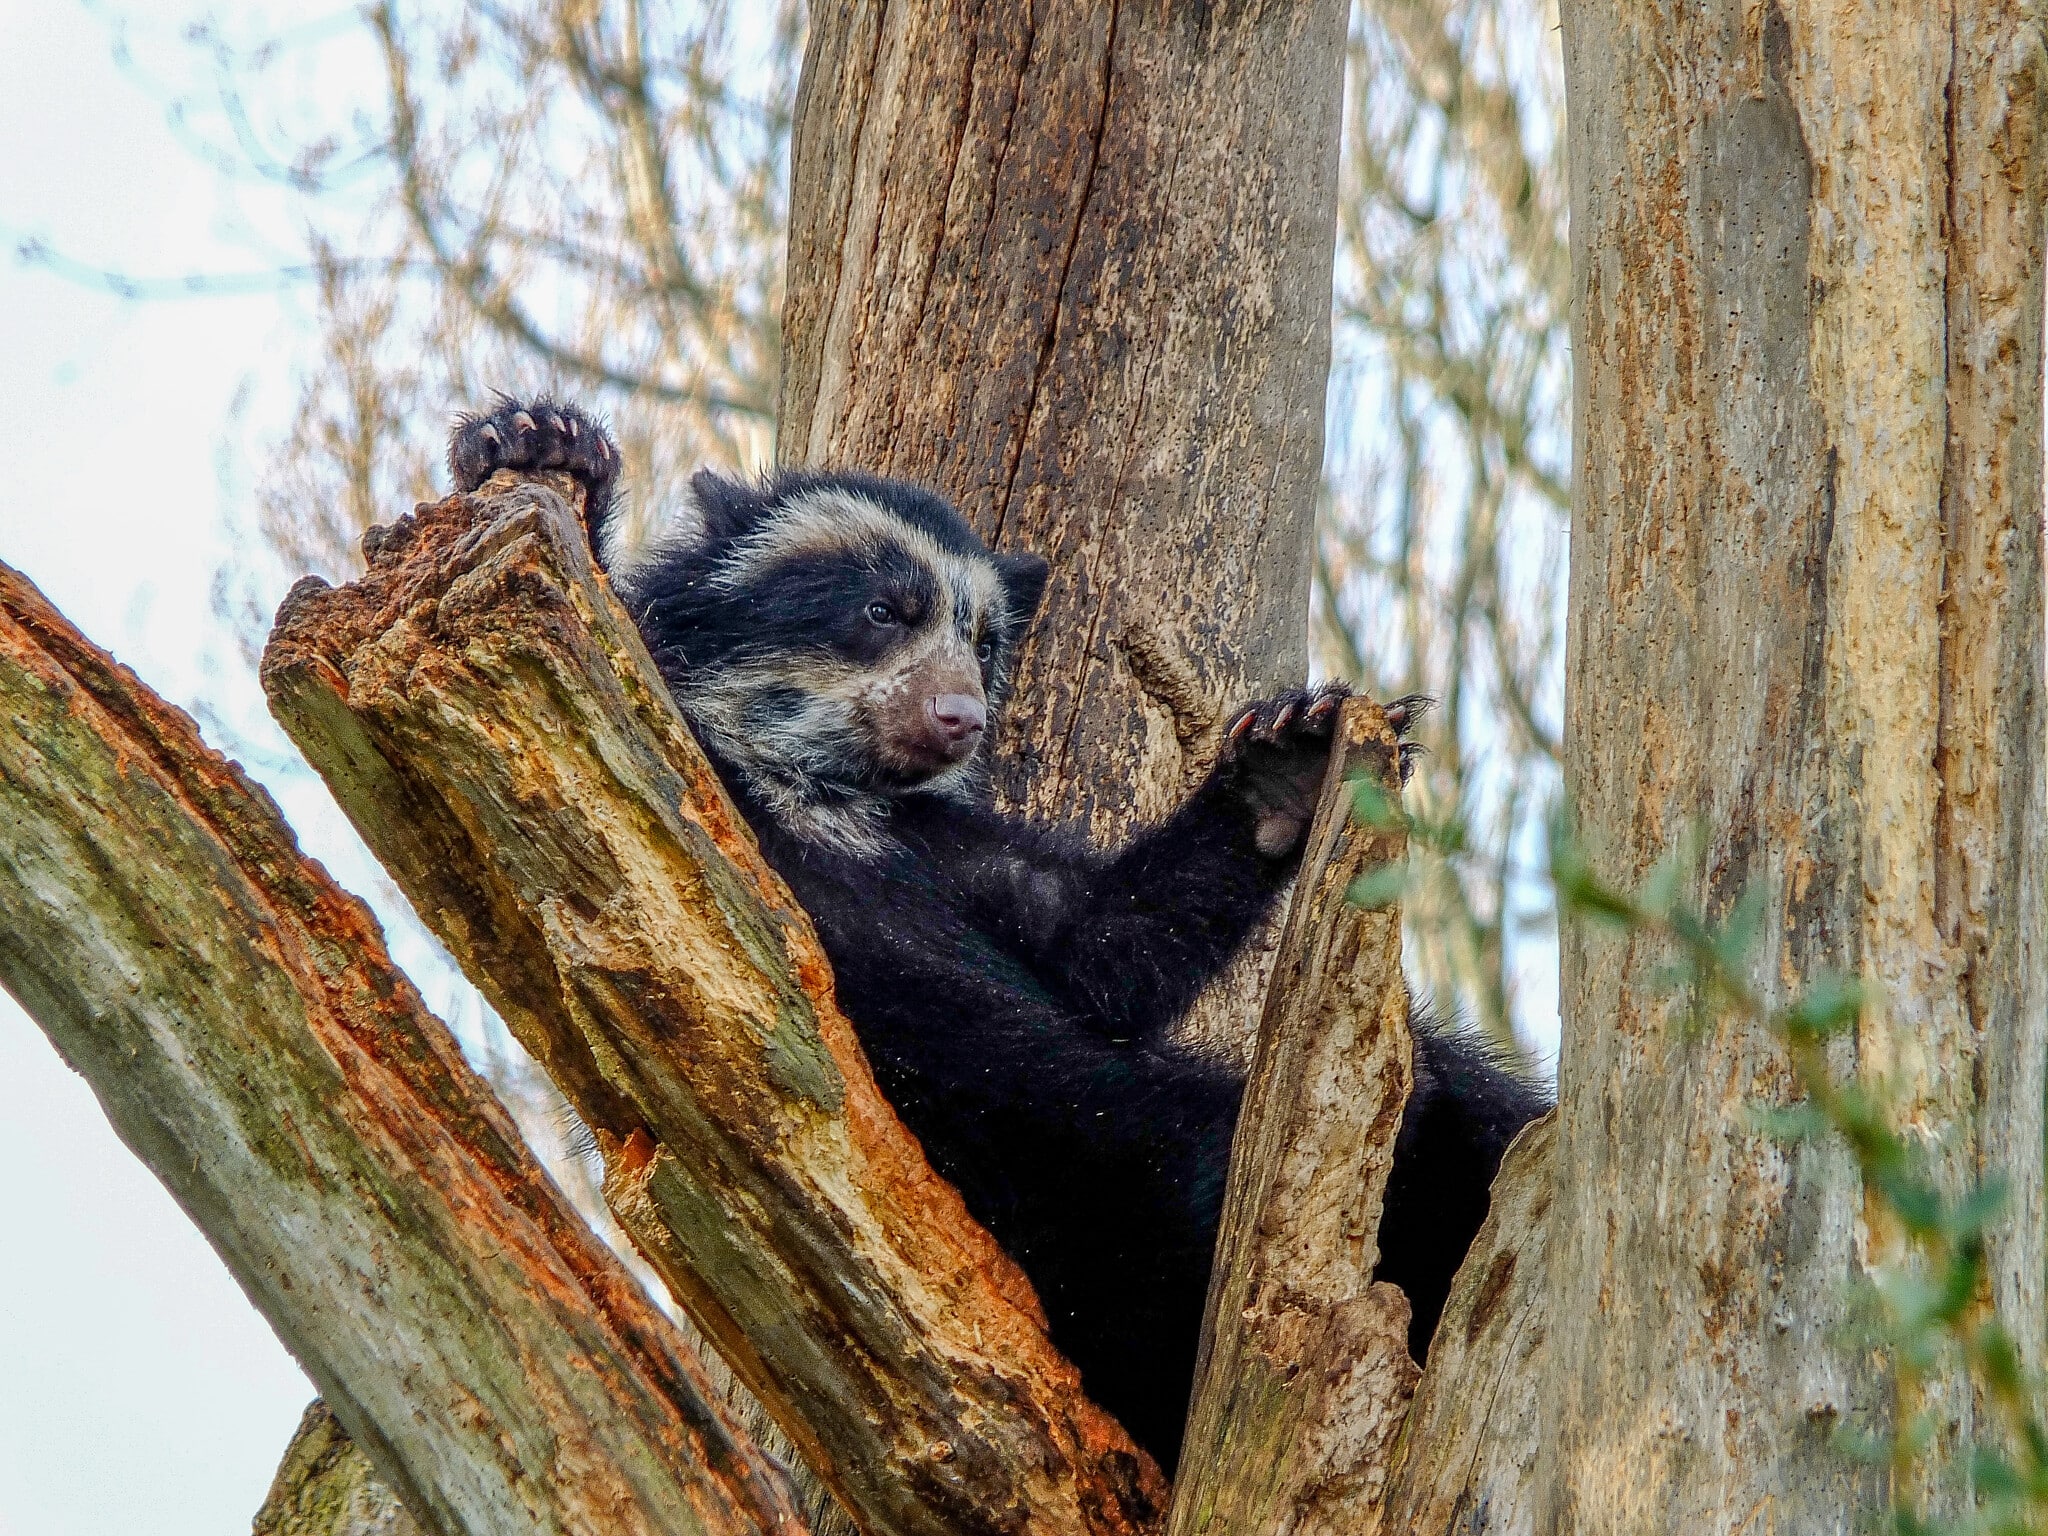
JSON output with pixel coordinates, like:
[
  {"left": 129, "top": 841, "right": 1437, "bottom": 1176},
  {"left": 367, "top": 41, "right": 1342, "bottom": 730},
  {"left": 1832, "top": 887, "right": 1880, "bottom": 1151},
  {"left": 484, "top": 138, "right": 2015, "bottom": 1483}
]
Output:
[{"left": 0, "top": 559, "right": 810, "bottom": 1536}]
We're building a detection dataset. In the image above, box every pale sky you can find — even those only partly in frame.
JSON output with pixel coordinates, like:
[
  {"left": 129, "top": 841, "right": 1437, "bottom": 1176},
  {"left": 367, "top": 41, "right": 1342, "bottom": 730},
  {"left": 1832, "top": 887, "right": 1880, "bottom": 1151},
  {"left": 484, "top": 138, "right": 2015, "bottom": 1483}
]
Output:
[{"left": 0, "top": 4, "right": 388, "bottom": 1531}]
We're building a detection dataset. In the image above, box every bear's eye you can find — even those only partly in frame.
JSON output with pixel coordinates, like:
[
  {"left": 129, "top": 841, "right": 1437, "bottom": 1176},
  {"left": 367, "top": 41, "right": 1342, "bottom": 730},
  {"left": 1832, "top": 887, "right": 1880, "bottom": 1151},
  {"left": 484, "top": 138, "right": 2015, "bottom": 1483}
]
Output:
[
  {"left": 975, "top": 637, "right": 994, "bottom": 662},
  {"left": 866, "top": 601, "right": 898, "bottom": 626}
]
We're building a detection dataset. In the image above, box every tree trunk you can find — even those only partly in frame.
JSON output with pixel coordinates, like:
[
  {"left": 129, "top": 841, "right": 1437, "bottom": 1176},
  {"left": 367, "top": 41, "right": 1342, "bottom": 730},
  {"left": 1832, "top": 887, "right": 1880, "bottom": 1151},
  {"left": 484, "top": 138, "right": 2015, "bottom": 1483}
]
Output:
[
  {"left": 1550, "top": 1, "right": 2047, "bottom": 1525},
  {"left": 1170, "top": 699, "right": 1418, "bottom": 1532},
  {"left": 779, "top": 0, "right": 1348, "bottom": 1051},
  {"left": 0, "top": 559, "right": 809, "bottom": 1536},
  {"left": 263, "top": 476, "right": 1167, "bottom": 1536}
]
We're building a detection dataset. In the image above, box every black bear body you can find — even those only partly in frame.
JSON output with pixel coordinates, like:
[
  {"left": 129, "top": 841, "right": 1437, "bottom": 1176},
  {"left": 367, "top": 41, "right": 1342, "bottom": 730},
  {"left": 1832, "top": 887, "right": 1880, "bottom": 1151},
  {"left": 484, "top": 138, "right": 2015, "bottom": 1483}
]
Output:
[{"left": 449, "top": 397, "right": 1549, "bottom": 1472}]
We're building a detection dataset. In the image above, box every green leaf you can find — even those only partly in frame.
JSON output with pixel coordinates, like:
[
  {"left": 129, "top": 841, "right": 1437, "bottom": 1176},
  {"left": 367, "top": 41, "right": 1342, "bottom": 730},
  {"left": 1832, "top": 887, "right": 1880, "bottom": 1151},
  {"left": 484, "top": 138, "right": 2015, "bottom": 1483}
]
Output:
[
  {"left": 1347, "top": 774, "right": 1406, "bottom": 831},
  {"left": 1973, "top": 1322, "right": 2023, "bottom": 1395},
  {"left": 1782, "top": 973, "right": 1866, "bottom": 1040},
  {"left": 1945, "top": 1179, "right": 2010, "bottom": 1243},
  {"left": 1346, "top": 864, "right": 1409, "bottom": 910},
  {"left": 1751, "top": 1102, "right": 1827, "bottom": 1142},
  {"left": 1713, "top": 884, "right": 1769, "bottom": 974},
  {"left": 1639, "top": 852, "right": 1688, "bottom": 922},
  {"left": 1971, "top": 1447, "right": 2024, "bottom": 1498}
]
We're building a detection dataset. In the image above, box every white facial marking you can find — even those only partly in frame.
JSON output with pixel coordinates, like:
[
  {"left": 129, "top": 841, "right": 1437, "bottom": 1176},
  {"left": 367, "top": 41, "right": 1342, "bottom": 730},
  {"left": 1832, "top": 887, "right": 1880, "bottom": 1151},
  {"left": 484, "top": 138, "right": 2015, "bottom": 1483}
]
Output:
[
  {"left": 643, "top": 482, "right": 1018, "bottom": 854},
  {"left": 710, "top": 489, "right": 1010, "bottom": 641}
]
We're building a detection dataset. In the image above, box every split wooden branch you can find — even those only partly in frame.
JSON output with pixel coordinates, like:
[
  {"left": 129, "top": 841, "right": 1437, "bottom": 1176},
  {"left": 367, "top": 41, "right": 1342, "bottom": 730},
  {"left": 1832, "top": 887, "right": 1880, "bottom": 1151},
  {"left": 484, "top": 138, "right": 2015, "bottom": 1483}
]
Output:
[
  {"left": 261, "top": 476, "right": 1168, "bottom": 1536},
  {"left": 0, "top": 559, "right": 810, "bottom": 1536},
  {"left": 1378, "top": 1114, "right": 1553, "bottom": 1533},
  {"left": 1169, "top": 700, "right": 1419, "bottom": 1536}
]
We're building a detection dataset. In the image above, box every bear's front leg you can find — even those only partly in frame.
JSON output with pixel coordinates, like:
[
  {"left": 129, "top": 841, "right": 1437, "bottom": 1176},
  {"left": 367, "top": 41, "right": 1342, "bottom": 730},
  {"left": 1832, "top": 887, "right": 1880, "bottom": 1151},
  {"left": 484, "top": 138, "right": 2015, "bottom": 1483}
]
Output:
[
  {"left": 1032, "top": 686, "right": 1425, "bottom": 1044},
  {"left": 449, "top": 395, "right": 622, "bottom": 549}
]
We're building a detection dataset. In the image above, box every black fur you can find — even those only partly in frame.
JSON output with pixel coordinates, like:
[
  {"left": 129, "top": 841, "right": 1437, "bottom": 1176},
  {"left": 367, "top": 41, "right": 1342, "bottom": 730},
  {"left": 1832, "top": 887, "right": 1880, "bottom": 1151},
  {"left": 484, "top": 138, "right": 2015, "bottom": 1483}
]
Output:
[{"left": 450, "top": 398, "right": 1550, "bottom": 1474}]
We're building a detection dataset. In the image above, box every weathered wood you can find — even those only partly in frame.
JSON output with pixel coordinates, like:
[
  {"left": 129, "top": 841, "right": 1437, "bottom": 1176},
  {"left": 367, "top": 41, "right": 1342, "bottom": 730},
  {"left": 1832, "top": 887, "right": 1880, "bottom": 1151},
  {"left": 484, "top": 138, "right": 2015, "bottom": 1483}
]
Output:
[
  {"left": 253, "top": 1403, "right": 423, "bottom": 1536},
  {"left": 780, "top": 0, "right": 1349, "bottom": 1052},
  {"left": 1551, "top": 0, "right": 2047, "bottom": 1523},
  {"left": 1377, "top": 1115, "right": 1553, "bottom": 1536},
  {"left": 1169, "top": 699, "right": 1417, "bottom": 1535},
  {"left": 0, "top": 559, "right": 810, "bottom": 1536},
  {"left": 262, "top": 478, "right": 1168, "bottom": 1536}
]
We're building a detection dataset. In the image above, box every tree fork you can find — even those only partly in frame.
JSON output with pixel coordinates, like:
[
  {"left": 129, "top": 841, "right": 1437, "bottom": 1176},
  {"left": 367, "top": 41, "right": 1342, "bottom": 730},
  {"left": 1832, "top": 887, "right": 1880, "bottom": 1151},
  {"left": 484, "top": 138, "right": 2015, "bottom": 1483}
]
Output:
[
  {"left": 779, "top": 0, "right": 1349, "bottom": 1054},
  {"left": 0, "top": 558, "right": 811, "bottom": 1536},
  {"left": 262, "top": 476, "right": 1168, "bottom": 1536}
]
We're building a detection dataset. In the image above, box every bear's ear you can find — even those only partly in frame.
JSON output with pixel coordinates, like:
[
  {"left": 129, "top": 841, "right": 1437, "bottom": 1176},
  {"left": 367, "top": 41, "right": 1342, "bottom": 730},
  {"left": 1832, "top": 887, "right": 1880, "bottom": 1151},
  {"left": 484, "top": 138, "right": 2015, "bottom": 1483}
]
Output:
[
  {"left": 999, "top": 553, "right": 1051, "bottom": 626},
  {"left": 687, "top": 467, "right": 775, "bottom": 547}
]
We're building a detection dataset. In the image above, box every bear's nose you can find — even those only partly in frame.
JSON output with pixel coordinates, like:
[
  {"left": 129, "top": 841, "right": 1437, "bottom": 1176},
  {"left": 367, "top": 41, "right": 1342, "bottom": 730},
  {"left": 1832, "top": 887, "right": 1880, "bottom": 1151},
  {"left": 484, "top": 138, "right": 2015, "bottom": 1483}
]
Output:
[{"left": 927, "top": 693, "right": 987, "bottom": 745}]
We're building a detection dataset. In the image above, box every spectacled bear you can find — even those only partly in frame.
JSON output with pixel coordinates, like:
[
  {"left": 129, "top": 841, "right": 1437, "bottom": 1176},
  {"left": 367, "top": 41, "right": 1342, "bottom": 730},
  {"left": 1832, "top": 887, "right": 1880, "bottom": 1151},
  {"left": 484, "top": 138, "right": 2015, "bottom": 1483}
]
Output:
[{"left": 449, "top": 396, "right": 1548, "bottom": 1473}]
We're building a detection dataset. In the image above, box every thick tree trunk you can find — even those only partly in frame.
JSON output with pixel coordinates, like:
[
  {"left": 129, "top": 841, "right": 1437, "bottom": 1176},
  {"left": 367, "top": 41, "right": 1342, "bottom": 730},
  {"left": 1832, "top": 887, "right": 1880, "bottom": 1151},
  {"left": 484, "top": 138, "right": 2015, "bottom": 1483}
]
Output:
[
  {"left": 263, "top": 477, "right": 1167, "bottom": 1536},
  {"left": 1170, "top": 700, "right": 1417, "bottom": 1534},
  {"left": 0, "top": 560, "right": 809, "bottom": 1536},
  {"left": 1551, "top": 2, "right": 2047, "bottom": 1525},
  {"left": 779, "top": 0, "right": 1348, "bottom": 1051}
]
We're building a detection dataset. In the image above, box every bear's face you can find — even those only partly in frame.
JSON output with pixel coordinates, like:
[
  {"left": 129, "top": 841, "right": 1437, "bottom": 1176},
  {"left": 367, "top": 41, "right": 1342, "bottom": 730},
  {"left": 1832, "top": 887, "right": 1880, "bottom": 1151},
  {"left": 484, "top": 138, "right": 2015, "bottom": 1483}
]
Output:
[{"left": 615, "top": 470, "right": 1048, "bottom": 847}]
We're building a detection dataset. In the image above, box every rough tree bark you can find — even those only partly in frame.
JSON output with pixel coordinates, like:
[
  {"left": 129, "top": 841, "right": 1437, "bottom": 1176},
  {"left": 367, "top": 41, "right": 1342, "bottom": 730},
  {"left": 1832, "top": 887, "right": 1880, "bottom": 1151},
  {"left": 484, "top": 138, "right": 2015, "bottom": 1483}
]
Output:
[
  {"left": 0, "top": 559, "right": 811, "bottom": 1536},
  {"left": 253, "top": 1404, "right": 422, "bottom": 1536},
  {"left": 1550, "top": 1, "right": 2047, "bottom": 1526},
  {"left": 263, "top": 477, "right": 1167, "bottom": 1536},
  {"left": 779, "top": 0, "right": 1349, "bottom": 1052},
  {"left": 1171, "top": 700, "right": 1419, "bottom": 1535}
]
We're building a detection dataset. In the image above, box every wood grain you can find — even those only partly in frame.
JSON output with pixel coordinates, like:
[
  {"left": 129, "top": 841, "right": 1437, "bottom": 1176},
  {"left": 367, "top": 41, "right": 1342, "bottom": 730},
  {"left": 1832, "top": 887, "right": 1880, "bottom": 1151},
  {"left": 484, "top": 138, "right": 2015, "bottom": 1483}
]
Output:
[
  {"left": 0, "top": 558, "right": 810, "bottom": 1536},
  {"left": 1552, "top": 0, "right": 2047, "bottom": 1522},
  {"left": 1170, "top": 699, "right": 1418, "bottom": 1536},
  {"left": 1378, "top": 1115, "right": 1554, "bottom": 1536},
  {"left": 780, "top": 0, "right": 1349, "bottom": 1055}
]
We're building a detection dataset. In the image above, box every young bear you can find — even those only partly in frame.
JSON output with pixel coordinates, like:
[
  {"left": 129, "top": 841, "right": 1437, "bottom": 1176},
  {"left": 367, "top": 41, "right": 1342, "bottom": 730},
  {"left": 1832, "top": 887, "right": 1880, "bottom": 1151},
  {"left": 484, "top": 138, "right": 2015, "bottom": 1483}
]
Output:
[{"left": 450, "top": 396, "right": 1548, "bottom": 1473}]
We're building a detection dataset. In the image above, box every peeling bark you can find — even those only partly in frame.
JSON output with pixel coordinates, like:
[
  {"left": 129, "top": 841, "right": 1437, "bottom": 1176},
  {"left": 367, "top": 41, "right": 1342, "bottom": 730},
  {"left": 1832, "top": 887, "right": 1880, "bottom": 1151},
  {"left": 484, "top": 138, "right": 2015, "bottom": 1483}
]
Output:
[
  {"left": 780, "top": 0, "right": 1349, "bottom": 1053},
  {"left": 0, "top": 559, "right": 809, "bottom": 1536},
  {"left": 262, "top": 478, "right": 1167, "bottom": 1536},
  {"left": 1170, "top": 699, "right": 1417, "bottom": 1536},
  {"left": 1553, "top": 0, "right": 2047, "bottom": 1523}
]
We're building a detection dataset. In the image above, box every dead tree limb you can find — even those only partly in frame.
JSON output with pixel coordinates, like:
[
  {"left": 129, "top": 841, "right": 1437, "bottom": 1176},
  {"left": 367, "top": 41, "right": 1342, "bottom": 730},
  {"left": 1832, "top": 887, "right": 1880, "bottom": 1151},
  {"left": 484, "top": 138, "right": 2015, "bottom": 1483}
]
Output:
[
  {"left": 253, "top": 1403, "right": 423, "bottom": 1536},
  {"left": 262, "top": 476, "right": 1168, "bottom": 1536},
  {"left": 0, "top": 559, "right": 810, "bottom": 1536},
  {"left": 1169, "top": 700, "right": 1417, "bottom": 1536},
  {"left": 1377, "top": 1115, "right": 1553, "bottom": 1534}
]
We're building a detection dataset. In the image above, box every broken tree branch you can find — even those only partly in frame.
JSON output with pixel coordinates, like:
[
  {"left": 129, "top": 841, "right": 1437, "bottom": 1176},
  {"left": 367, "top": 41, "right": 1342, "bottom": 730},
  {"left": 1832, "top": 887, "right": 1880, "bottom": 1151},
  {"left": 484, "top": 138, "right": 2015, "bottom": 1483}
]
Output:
[
  {"left": 1169, "top": 700, "right": 1419, "bottom": 1536},
  {"left": 261, "top": 477, "right": 1167, "bottom": 1536},
  {"left": 1378, "top": 1114, "right": 1553, "bottom": 1533},
  {"left": 0, "top": 559, "right": 810, "bottom": 1536},
  {"left": 253, "top": 1403, "right": 422, "bottom": 1536}
]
